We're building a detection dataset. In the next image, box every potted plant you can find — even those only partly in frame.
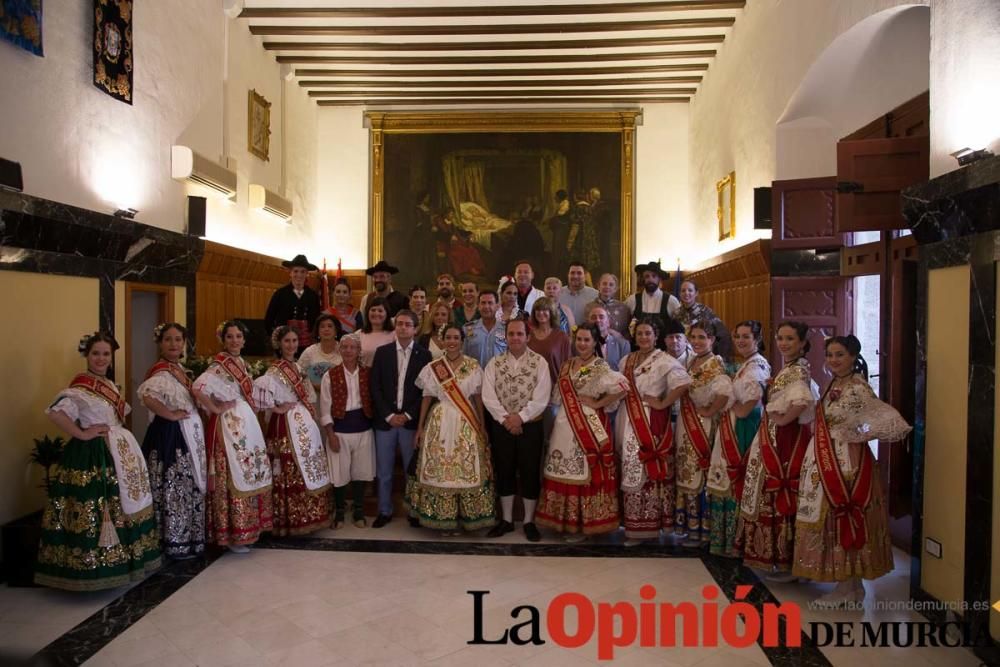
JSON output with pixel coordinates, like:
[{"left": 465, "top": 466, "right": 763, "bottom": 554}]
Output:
[{"left": 1, "top": 435, "right": 65, "bottom": 586}]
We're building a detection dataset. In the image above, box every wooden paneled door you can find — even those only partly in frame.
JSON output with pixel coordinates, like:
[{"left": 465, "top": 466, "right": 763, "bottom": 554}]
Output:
[{"left": 836, "top": 136, "right": 929, "bottom": 234}]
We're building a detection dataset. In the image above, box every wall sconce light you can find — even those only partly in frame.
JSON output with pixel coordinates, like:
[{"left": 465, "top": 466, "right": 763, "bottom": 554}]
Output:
[
  {"left": 114, "top": 207, "right": 138, "bottom": 219},
  {"left": 248, "top": 183, "right": 293, "bottom": 222},
  {"left": 950, "top": 147, "right": 995, "bottom": 167}
]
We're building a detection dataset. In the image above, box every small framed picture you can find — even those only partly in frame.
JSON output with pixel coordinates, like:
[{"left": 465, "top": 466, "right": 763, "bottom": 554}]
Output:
[
  {"left": 717, "top": 171, "right": 736, "bottom": 241},
  {"left": 248, "top": 89, "right": 271, "bottom": 161}
]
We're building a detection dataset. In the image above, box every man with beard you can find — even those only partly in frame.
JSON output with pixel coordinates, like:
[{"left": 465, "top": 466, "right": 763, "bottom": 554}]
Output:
[
  {"left": 360, "top": 260, "right": 409, "bottom": 323},
  {"left": 265, "top": 254, "right": 322, "bottom": 354},
  {"left": 435, "top": 273, "right": 457, "bottom": 310},
  {"left": 624, "top": 261, "right": 680, "bottom": 340}
]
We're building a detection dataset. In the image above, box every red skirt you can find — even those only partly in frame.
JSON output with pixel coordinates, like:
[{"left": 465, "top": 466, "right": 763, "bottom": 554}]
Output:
[
  {"left": 265, "top": 414, "right": 330, "bottom": 536},
  {"left": 205, "top": 413, "right": 274, "bottom": 546}
]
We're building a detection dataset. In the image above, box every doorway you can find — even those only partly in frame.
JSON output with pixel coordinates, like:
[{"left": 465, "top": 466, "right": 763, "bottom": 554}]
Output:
[{"left": 125, "top": 284, "right": 175, "bottom": 442}]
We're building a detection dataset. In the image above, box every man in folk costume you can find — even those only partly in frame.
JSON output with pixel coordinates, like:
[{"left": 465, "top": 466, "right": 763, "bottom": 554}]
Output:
[
  {"left": 360, "top": 260, "right": 409, "bottom": 322},
  {"left": 320, "top": 334, "right": 376, "bottom": 528},
  {"left": 624, "top": 261, "right": 680, "bottom": 340},
  {"left": 482, "top": 319, "right": 552, "bottom": 542},
  {"left": 265, "top": 255, "right": 323, "bottom": 354}
]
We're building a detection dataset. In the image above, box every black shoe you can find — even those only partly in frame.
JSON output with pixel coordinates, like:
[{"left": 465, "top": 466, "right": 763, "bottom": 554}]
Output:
[
  {"left": 407, "top": 516, "right": 421, "bottom": 528},
  {"left": 487, "top": 520, "right": 514, "bottom": 538},
  {"left": 372, "top": 514, "right": 392, "bottom": 528},
  {"left": 523, "top": 522, "right": 541, "bottom": 542}
]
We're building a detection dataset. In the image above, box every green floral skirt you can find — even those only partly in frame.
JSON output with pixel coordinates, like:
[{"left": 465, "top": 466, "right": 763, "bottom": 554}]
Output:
[
  {"left": 405, "top": 442, "right": 497, "bottom": 532},
  {"left": 35, "top": 436, "right": 162, "bottom": 591}
]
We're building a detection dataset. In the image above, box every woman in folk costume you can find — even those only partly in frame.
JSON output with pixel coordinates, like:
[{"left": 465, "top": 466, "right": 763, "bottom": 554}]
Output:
[
  {"left": 408, "top": 324, "right": 496, "bottom": 535},
  {"left": 192, "top": 320, "right": 273, "bottom": 553},
  {"left": 736, "top": 321, "right": 819, "bottom": 581},
  {"left": 674, "top": 320, "right": 734, "bottom": 548},
  {"left": 320, "top": 334, "right": 375, "bottom": 528},
  {"left": 705, "top": 321, "right": 770, "bottom": 558},
  {"left": 138, "top": 323, "right": 207, "bottom": 559},
  {"left": 535, "top": 323, "right": 628, "bottom": 542},
  {"left": 298, "top": 314, "right": 342, "bottom": 397},
  {"left": 417, "top": 300, "right": 455, "bottom": 359},
  {"left": 36, "top": 332, "right": 161, "bottom": 590},
  {"left": 793, "top": 335, "right": 911, "bottom": 607},
  {"left": 616, "top": 320, "right": 692, "bottom": 546},
  {"left": 255, "top": 326, "right": 332, "bottom": 536},
  {"left": 325, "top": 277, "right": 363, "bottom": 336}
]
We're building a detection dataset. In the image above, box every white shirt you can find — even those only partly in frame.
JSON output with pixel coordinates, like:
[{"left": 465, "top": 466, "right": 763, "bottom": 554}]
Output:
[
  {"left": 394, "top": 339, "right": 414, "bottom": 420},
  {"left": 318, "top": 364, "right": 361, "bottom": 427},
  {"left": 624, "top": 289, "right": 680, "bottom": 318},
  {"left": 482, "top": 349, "right": 552, "bottom": 424}
]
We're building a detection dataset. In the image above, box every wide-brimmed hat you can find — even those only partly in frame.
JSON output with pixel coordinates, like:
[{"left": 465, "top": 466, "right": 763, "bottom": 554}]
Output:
[
  {"left": 366, "top": 260, "right": 399, "bottom": 276},
  {"left": 282, "top": 254, "right": 318, "bottom": 271},
  {"left": 634, "top": 260, "right": 668, "bottom": 278}
]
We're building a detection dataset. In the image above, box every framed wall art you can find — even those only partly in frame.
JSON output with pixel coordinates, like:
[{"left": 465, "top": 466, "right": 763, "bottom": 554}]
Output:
[
  {"left": 717, "top": 170, "right": 736, "bottom": 241},
  {"left": 0, "top": 0, "right": 43, "bottom": 56},
  {"left": 248, "top": 89, "right": 271, "bottom": 161},
  {"left": 366, "top": 111, "right": 638, "bottom": 294}
]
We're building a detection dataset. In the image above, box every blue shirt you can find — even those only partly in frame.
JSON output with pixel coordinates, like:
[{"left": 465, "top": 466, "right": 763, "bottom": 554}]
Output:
[{"left": 463, "top": 318, "right": 507, "bottom": 369}]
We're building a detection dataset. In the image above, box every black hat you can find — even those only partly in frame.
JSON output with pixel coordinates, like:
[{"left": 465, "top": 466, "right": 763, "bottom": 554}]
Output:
[
  {"left": 634, "top": 260, "right": 668, "bottom": 279},
  {"left": 366, "top": 260, "right": 399, "bottom": 276},
  {"left": 282, "top": 254, "right": 318, "bottom": 271},
  {"left": 663, "top": 317, "right": 686, "bottom": 336}
]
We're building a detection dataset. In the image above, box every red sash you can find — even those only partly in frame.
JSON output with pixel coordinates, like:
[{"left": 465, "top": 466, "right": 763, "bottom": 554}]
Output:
[
  {"left": 212, "top": 353, "right": 256, "bottom": 410},
  {"left": 814, "top": 404, "right": 875, "bottom": 551},
  {"left": 327, "top": 306, "right": 359, "bottom": 334},
  {"left": 558, "top": 364, "right": 615, "bottom": 484},
  {"left": 679, "top": 395, "right": 712, "bottom": 471},
  {"left": 430, "top": 357, "right": 481, "bottom": 434},
  {"left": 718, "top": 412, "right": 748, "bottom": 501},
  {"left": 145, "top": 359, "right": 195, "bottom": 400},
  {"left": 622, "top": 354, "right": 672, "bottom": 481},
  {"left": 69, "top": 373, "right": 127, "bottom": 422},
  {"left": 758, "top": 412, "right": 810, "bottom": 517},
  {"left": 273, "top": 359, "right": 316, "bottom": 419}
]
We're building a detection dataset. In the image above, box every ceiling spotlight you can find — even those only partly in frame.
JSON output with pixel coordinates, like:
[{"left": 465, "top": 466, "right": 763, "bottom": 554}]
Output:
[
  {"left": 114, "top": 207, "right": 139, "bottom": 219},
  {"left": 950, "top": 147, "right": 994, "bottom": 166}
]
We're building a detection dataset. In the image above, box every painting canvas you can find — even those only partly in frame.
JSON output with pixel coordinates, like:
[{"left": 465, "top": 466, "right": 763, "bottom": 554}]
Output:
[
  {"left": 381, "top": 132, "right": 623, "bottom": 291},
  {"left": 248, "top": 89, "right": 271, "bottom": 161},
  {"left": 0, "top": 0, "right": 43, "bottom": 56}
]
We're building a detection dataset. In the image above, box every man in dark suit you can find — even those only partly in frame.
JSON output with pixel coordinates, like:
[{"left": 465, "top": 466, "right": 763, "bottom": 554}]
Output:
[{"left": 369, "top": 309, "right": 431, "bottom": 527}]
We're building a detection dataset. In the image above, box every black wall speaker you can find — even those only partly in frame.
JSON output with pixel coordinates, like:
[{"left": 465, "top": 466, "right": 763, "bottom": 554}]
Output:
[
  {"left": 0, "top": 157, "right": 24, "bottom": 192},
  {"left": 187, "top": 196, "right": 207, "bottom": 237},
  {"left": 753, "top": 187, "right": 772, "bottom": 230}
]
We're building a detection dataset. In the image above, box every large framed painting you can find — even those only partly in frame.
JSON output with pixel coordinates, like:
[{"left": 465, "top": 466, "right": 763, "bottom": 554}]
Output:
[{"left": 366, "top": 112, "right": 637, "bottom": 295}]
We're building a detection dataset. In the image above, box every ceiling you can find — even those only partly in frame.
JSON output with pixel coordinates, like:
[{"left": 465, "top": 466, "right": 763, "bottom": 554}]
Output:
[{"left": 236, "top": 0, "right": 745, "bottom": 107}]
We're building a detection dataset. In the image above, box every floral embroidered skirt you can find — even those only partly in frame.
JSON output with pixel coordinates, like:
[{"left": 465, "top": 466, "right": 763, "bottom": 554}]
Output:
[
  {"left": 675, "top": 487, "right": 711, "bottom": 543},
  {"left": 265, "top": 414, "right": 329, "bottom": 536},
  {"left": 622, "top": 478, "right": 676, "bottom": 539},
  {"left": 536, "top": 465, "right": 620, "bottom": 536},
  {"left": 35, "top": 437, "right": 162, "bottom": 591},
  {"left": 206, "top": 415, "right": 273, "bottom": 546},
  {"left": 142, "top": 417, "right": 205, "bottom": 558},
  {"left": 708, "top": 407, "right": 760, "bottom": 557}
]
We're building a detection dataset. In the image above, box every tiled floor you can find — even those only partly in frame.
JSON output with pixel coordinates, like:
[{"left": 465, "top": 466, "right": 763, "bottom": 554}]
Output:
[{"left": 0, "top": 522, "right": 987, "bottom": 666}]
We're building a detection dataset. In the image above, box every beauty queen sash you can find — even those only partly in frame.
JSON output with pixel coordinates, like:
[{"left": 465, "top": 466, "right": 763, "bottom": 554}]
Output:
[
  {"left": 422, "top": 357, "right": 484, "bottom": 489},
  {"left": 429, "top": 357, "right": 481, "bottom": 435},
  {"left": 213, "top": 353, "right": 257, "bottom": 410},
  {"left": 622, "top": 354, "right": 671, "bottom": 483},
  {"left": 758, "top": 412, "right": 809, "bottom": 517},
  {"left": 144, "top": 361, "right": 207, "bottom": 493},
  {"left": 270, "top": 361, "right": 329, "bottom": 492},
  {"left": 69, "top": 374, "right": 153, "bottom": 517},
  {"left": 813, "top": 403, "right": 874, "bottom": 550},
  {"left": 210, "top": 355, "right": 271, "bottom": 496},
  {"left": 558, "top": 364, "right": 614, "bottom": 484},
  {"left": 679, "top": 394, "right": 712, "bottom": 471}
]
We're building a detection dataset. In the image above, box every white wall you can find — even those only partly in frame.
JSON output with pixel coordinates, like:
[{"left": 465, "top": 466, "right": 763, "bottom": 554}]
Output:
[
  {"left": 314, "top": 106, "right": 370, "bottom": 270},
  {"left": 636, "top": 104, "right": 691, "bottom": 264},
  {"left": 687, "top": 0, "right": 928, "bottom": 263},
  {"left": 929, "top": 0, "right": 1000, "bottom": 178}
]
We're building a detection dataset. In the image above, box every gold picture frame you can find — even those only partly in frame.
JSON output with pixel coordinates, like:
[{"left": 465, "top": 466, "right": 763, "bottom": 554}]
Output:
[
  {"left": 717, "top": 171, "right": 736, "bottom": 241},
  {"left": 364, "top": 111, "right": 639, "bottom": 295},
  {"left": 248, "top": 89, "right": 271, "bottom": 161}
]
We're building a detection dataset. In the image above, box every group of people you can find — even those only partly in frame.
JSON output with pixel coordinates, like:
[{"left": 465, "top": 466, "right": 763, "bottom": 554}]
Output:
[{"left": 35, "top": 254, "right": 911, "bottom": 610}]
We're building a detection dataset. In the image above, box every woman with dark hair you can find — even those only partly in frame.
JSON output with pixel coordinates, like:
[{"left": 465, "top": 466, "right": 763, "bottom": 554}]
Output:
[
  {"left": 37, "top": 332, "right": 162, "bottom": 589},
  {"left": 706, "top": 320, "right": 770, "bottom": 558},
  {"left": 535, "top": 323, "right": 627, "bottom": 541},
  {"left": 325, "top": 277, "right": 363, "bottom": 336},
  {"left": 675, "top": 281, "right": 733, "bottom": 360},
  {"left": 616, "top": 320, "right": 692, "bottom": 545},
  {"left": 192, "top": 320, "right": 273, "bottom": 553},
  {"left": 138, "top": 323, "right": 206, "bottom": 560},
  {"left": 255, "top": 327, "right": 332, "bottom": 536},
  {"left": 298, "top": 313, "right": 342, "bottom": 396},
  {"left": 418, "top": 300, "right": 454, "bottom": 358},
  {"left": 527, "top": 296, "right": 572, "bottom": 384},
  {"left": 359, "top": 296, "right": 395, "bottom": 367},
  {"left": 674, "top": 320, "right": 733, "bottom": 548},
  {"left": 793, "top": 335, "right": 911, "bottom": 607},
  {"left": 736, "top": 320, "right": 819, "bottom": 581},
  {"left": 498, "top": 279, "right": 521, "bottom": 325},
  {"left": 407, "top": 324, "right": 496, "bottom": 535}
]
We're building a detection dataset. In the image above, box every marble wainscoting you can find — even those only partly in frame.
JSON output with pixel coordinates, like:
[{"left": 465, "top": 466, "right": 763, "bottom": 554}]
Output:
[{"left": 0, "top": 190, "right": 204, "bottom": 337}]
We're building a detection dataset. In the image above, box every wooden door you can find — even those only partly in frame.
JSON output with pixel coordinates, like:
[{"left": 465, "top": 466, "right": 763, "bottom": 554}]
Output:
[
  {"left": 836, "top": 136, "right": 929, "bottom": 233},
  {"left": 771, "top": 176, "right": 844, "bottom": 250}
]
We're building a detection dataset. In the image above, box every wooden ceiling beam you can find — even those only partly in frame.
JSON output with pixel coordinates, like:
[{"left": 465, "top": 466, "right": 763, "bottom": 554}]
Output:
[
  {"left": 299, "top": 76, "right": 702, "bottom": 88},
  {"left": 276, "top": 51, "right": 717, "bottom": 65},
  {"left": 241, "top": 2, "right": 745, "bottom": 19},
  {"left": 294, "top": 63, "right": 709, "bottom": 77},
  {"left": 263, "top": 35, "right": 725, "bottom": 51},
  {"left": 315, "top": 96, "right": 690, "bottom": 106},
  {"left": 307, "top": 87, "right": 698, "bottom": 98},
  {"left": 249, "top": 17, "right": 734, "bottom": 37}
]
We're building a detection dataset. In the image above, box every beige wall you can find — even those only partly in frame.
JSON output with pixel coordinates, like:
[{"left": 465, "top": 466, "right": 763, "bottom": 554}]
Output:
[
  {"left": 0, "top": 273, "right": 99, "bottom": 525},
  {"left": 921, "top": 265, "right": 970, "bottom": 604}
]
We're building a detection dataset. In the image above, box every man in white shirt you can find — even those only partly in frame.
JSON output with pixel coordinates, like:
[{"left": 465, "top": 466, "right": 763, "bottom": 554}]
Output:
[
  {"left": 482, "top": 319, "right": 552, "bottom": 542},
  {"left": 513, "top": 261, "right": 545, "bottom": 315},
  {"left": 558, "top": 261, "right": 598, "bottom": 325},
  {"left": 624, "top": 261, "right": 680, "bottom": 338}
]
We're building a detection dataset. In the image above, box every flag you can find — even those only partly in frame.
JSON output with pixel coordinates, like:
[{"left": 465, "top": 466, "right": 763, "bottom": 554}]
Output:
[
  {"left": 674, "top": 257, "right": 682, "bottom": 299},
  {"left": 321, "top": 258, "right": 330, "bottom": 309},
  {"left": 336, "top": 258, "right": 343, "bottom": 281}
]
